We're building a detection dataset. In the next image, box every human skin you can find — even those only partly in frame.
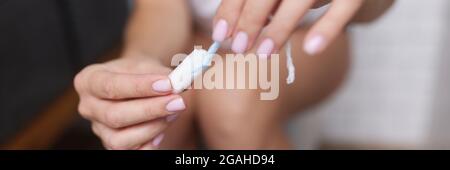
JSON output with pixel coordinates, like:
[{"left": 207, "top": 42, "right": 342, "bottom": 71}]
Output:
[
  {"left": 212, "top": 0, "right": 395, "bottom": 56},
  {"left": 74, "top": 0, "right": 394, "bottom": 149},
  {"left": 192, "top": 27, "right": 350, "bottom": 149},
  {"left": 74, "top": 0, "right": 195, "bottom": 150}
]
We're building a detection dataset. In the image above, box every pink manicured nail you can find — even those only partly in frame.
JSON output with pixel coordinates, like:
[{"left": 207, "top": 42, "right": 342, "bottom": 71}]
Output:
[
  {"left": 257, "top": 38, "right": 275, "bottom": 59},
  {"left": 304, "top": 35, "right": 324, "bottom": 55},
  {"left": 152, "top": 134, "right": 165, "bottom": 147},
  {"left": 213, "top": 19, "right": 228, "bottom": 42},
  {"left": 166, "top": 98, "right": 186, "bottom": 112},
  {"left": 232, "top": 32, "right": 249, "bottom": 54},
  {"left": 166, "top": 114, "right": 179, "bottom": 122},
  {"left": 152, "top": 79, "right": 172, "bottom": 92}
]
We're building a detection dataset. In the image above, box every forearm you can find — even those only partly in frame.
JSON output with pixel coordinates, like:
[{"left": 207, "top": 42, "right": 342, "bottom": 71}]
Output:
[
  {"left": 352, "top": 0, "right": 395, "bottom": 23},
  {"left": 123, "top": 0, "right": 192, "bottom": 63}
]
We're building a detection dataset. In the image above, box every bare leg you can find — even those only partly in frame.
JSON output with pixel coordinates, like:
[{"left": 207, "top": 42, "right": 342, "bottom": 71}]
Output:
[{"left": 194, "top": 28, "right": 350, "bottom": 149}]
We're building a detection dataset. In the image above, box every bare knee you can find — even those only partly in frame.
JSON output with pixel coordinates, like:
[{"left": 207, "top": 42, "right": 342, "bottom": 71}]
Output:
[{"left": 196, "top": 90, "right": 282, "bottom": 149}]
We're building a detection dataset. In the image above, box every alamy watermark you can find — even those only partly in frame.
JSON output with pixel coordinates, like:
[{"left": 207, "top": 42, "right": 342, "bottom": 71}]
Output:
[{"left": 171, "top": 46, "right": 282, "bottom": 101}]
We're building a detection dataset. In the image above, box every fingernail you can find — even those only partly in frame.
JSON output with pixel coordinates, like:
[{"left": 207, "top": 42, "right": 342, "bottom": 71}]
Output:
[
  {"left": 152, "top": 134, "right": 165, "bottom": 147},
  {"left": 232, "top": 31, "right": 249, "bottom": 54},
  {"left": 152, "top": 79, "right": 172, "bottom": 92},
  {"left": 304, "top": 35, "right": 324, "bottom": 55},
  {"left": 166, "top": 98, "right": 186, "bottom": 112},
  {"left": 166, "top": 114, "right": 179, "bottom": 122},
  {"left": 257, "top": 38, "right": 275, "bottom": 59},
  {"left": 213, "top": 19, "right": 228, "bottom": 42}
]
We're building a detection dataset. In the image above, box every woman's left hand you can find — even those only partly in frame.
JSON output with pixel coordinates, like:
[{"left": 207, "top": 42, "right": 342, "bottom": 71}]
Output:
[{"left": 212, "top": 0, "right": 364, "bottom": 56}]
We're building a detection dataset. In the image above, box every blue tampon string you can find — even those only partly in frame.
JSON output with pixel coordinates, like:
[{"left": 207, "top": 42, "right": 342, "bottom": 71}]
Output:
[
  {"left": 202, "top": 41, "right": 221, "bottom": 66},
  {"left": 208, "top": 41, "right": 221, "bottom": 54}
]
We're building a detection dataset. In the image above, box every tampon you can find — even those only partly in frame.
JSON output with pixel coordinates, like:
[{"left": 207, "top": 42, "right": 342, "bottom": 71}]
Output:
[
  {"left": 169, "top": 40, "right": 296, "bottom": 94},
  {"left": 169, "top": 42, "right": 220, "bottom": 94},
  {"left": 285, "top": 41, "right": 295, "bottom": 84}
]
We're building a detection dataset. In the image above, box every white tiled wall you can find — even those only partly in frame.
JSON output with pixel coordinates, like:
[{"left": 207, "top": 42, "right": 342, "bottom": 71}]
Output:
[
  {"left": 427, "top": 1, "right": 450, "bottom": 149},
  {"left": 292, "top": 0, "right": 449, "bottom": 149}
]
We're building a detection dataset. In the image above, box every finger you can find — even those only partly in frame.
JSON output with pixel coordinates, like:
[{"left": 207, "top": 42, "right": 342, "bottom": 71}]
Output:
[
  {"left": 256, "top": 0, "right": 315, "bottom": 57},
  {"left": 88, "top": 69, "right": 172, "bottom": 100},
  {"left": 93, "top": 120, "right": 167, "bottom": 150},
  {"left": 88, "top": 95, "right": 185, "bottom": 129},
  {"left": 212, "top": 0, "right": 246, "bottom": 42},
  {"left": 78, "top": 95, "right": 97, "bottom": 121},
  {"left": 304, "top": 0, "right": 363, "bottom": 55},
  {"left": 91, "top": 124, "right": 113, "bottom": 150},
  {"left": 138, "top": 134, "right": 165, "bottom": 150},
  {"left": 231, "top": 0, "right": 279, "bottom": 54}
]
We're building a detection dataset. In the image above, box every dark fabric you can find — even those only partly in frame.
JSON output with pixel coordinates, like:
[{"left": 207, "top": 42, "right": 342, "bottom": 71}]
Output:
[
  {"left": 0, "top": 0, "right": 128, "bottom": 143},
  {"left": 0, "top": 0, "right": 9, "bottom": 6}
]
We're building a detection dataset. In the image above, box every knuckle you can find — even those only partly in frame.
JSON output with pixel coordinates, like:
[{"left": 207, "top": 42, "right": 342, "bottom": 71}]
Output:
[
  {"left": 240, "top": 12, "right": 264, "bottom": 28},
  {"left": 216, "top": 5, "right": 241, "bottom": 24},
  {"left": 104, "top": 109, "right": 123, "bottom": 129},
  {"left": 270, "top": 22, "right": 291, "bottom": 35},
  {"left": 73, "top": 73, "right": 85, "bottom": 93},
  {"left": 106, "top": 133, "right": 136, "bottom": 150},
  {"left": 142, "top": 104, "right": 157, "bottom": 119},
  {"left": 106, "top": 135, "right": 126, "bottom": 150},
  {"left": 265, "top": 25, "right": 290, "bottom": 45},
  {"left": 91, "top": 124, "right": 101, "bottom": 137},
  {"left": 132, "top": 77, "right": 145, "bottom": 97},
  {"left": 74, "top": 64, "right": 102, "bottom": 92},
  {"left": 149, "top": 120, "right": 167, "bottom": 133},
  {"left": 77, "top": 102, "right": 91, "bottom": 119},
  {"left": 102, "top": 78, "right": 119, "bottom": 99}
]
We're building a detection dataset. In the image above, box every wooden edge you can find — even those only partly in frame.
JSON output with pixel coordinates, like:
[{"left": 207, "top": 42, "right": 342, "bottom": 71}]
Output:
[
  {"left": 1, "top": 45, "right": 122, "bottom": 150},
  {"left": 2, "top": 88, "right": 79, "bottom": 150}
]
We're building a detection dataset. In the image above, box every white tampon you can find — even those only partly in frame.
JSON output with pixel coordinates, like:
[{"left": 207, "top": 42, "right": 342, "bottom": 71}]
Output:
[
  {"left": 285, "top": 40, "right": 295, "bottom": 84},
  {"left": 169, "top": 42, "right": 220, "bottom": 94}
]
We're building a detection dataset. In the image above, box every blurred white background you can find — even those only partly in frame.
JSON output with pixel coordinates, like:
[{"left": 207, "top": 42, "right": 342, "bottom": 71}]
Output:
[{"left": 291, "top": 0, "right": 450, "bottom": 149}]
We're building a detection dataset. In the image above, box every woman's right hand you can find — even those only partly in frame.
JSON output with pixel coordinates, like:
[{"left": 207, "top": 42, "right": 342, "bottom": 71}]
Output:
[{"left": 74, "top": 56, "right": 186, "bottom": 150}]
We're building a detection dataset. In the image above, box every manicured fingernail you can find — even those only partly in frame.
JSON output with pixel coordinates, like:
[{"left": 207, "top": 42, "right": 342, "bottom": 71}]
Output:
[
  {"left": 152, "top": 134, "right": 165, "bottom": 147},
  {"left": 166, "top": 114, "right": 179, "bottom": 122},
  {"left": 304, "top": 35, "right": 324, "bottom": 55},
  {"left": 152, "top": 79, "right": 172, "bottom": 92},
  {"left": 257, "top": 38, "right": 275, "bottom": 59},
  {"left": 166, "top": 98, "right": 186, "bottom": 112},
  {"left": 232, "top": 31, "right": 249, "bottom": 54},
  {"left": 213, "top": 19, "right": 228, "bottom": 42}
]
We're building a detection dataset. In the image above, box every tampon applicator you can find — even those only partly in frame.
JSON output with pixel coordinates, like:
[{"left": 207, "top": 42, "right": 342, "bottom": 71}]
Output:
[{"left": 169, "top": 42, "right": 221, "bottom": 94}]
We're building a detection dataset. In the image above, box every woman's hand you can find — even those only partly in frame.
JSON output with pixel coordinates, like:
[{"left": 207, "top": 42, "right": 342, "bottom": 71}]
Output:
[
  {"left": 74, "top": 57, "right": 186, "bottom": 150},
  {"left": 212, "top": 0, "right": 364, "bottom": 56}
]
